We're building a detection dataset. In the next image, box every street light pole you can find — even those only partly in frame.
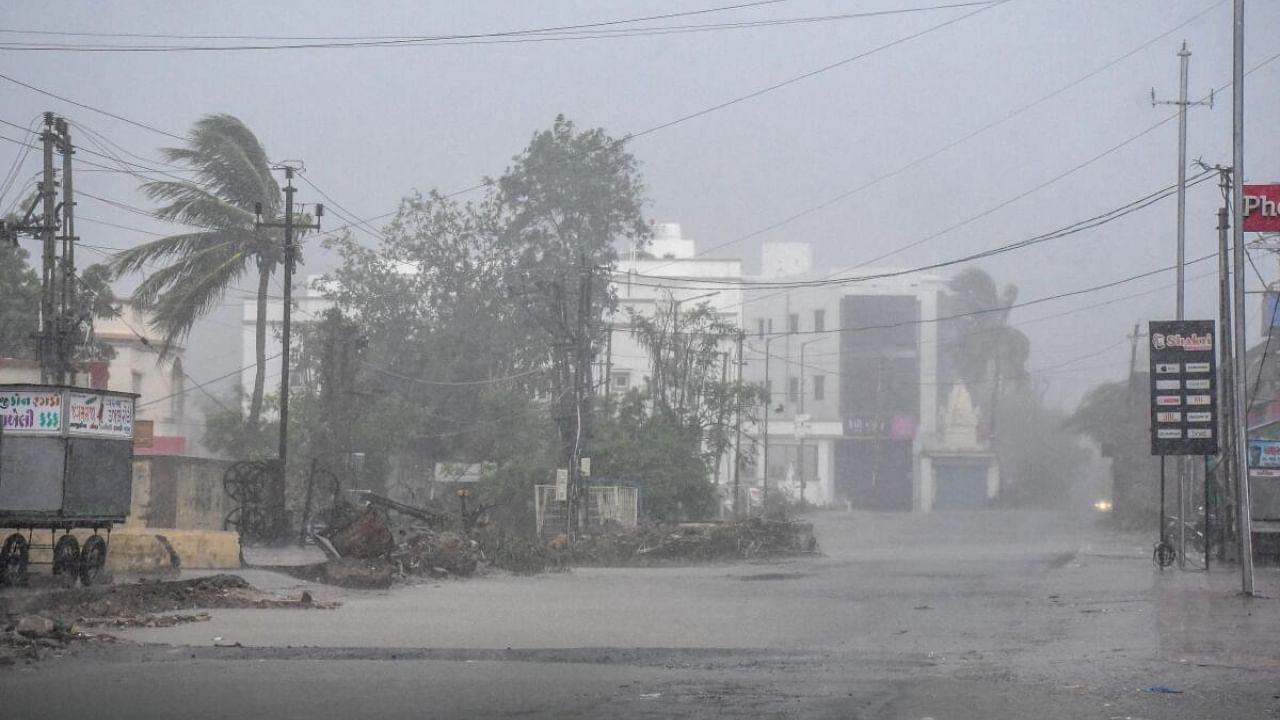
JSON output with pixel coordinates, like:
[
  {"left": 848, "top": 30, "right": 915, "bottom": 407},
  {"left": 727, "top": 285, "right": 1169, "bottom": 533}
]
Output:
[
  {"left": 798, "top": 337, "right": 826, "bottom": 505},
  {"left": 761, "top": 333, "right": 784, "bottom": 514}
]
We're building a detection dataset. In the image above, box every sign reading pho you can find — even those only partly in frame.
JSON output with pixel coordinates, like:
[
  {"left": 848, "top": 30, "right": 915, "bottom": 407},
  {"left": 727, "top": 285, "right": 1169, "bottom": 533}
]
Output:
[
  {"left": 1243, "top": 184, "right": 1280, "bottom": 233},
  {"left": 1148, "top": 320, "right": 1218, "bottom": 456}
]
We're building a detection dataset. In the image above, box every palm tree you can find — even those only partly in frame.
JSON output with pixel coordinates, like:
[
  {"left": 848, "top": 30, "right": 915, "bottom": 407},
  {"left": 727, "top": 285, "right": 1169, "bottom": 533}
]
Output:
[
  {"left": 109, "top": 114, "right": 285, "bottom": 433},
  {"left": 946, "top": 267, "right": 1030, "bottom": 436}
]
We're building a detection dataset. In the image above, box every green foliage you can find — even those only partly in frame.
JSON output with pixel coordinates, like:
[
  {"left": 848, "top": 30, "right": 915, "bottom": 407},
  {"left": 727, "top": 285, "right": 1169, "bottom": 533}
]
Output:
[
  {"left": 591, "top": 390, "right": 719, "bottom": 522},
  {"left": 628, "top": 301, "right": 764, "bottom": 470},
  {"left": 0, "top": 243, "right": 116, "bottom": 363},
  {"left": 496, "top": 114, "right": 650, "bottom": 274},
  {"left": 470, "top": 525, "right": 566, "bottom": 574},
  {"left": 945, "top": 267, "right": 1031, "bottom": 426},
  {"left": 322, "top": 191, "right": 555, "bottom": 492},
  {"left": 0, "top": 243, "right": 41, "bottom": 359},
  {"left": 476, "top": 457, "right": 556, "bottom": 536}
]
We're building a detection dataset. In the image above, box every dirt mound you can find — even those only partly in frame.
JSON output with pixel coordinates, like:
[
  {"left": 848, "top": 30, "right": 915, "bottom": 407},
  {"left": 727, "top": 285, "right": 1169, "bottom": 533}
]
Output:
[
  {"left": 0, "top": 574, "right": 329, "bottom": 622},
  {"left": 0, "top": 574, "right": 331, "bottom": 668}
]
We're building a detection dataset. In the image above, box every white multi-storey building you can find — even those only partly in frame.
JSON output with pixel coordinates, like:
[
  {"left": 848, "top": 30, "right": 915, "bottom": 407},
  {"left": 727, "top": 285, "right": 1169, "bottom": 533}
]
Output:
[
  {"left": 239, "top": 276, "right": 332, "bottom": 413},
  {"left": 740, "top": 244, "right": 998, "bottom": 512}
]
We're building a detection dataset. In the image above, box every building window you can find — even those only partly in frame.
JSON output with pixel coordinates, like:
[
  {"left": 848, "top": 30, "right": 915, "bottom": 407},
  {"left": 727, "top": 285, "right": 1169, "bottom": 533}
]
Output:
[
  {"left": 611, "top": 372, "right": 630, "bottom": 390},
  {"left": 788, "top": 377, "right": 799, "bottom": 403},
  {"left": 813, "top": 374, "right": 825, "bottom": 401},
  {"left": 756, "top": 318, "right": 765, "bottom": 339},
  {"left": 788, "top": 313, "right": 799, "bottom": 334},
  {"left": 814, "top": 309, "right": 825, "bottom": 333},
  {"left": 131, "top": 370, "right": 143, "bottom": 396}
]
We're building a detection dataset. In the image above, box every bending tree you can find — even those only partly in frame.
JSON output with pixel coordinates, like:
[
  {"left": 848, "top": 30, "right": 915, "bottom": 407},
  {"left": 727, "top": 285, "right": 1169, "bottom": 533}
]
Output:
[
  {"left": 946, "top": 267, "right": 1030, "bottom": 435},
  {"left": 109, "top": 114, "right": 286, "bottom": 433}
]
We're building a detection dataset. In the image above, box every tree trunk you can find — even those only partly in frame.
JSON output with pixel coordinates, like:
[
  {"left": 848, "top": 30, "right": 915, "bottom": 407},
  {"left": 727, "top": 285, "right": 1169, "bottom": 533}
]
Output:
[{"left": 247, "top": 262, "right": 271, "bottom": 437}]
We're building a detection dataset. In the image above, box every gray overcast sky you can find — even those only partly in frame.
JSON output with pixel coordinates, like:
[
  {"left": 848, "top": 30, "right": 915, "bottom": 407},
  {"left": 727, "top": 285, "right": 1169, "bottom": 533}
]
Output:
[{"left": 2, "top": 0, "right": 1278, "bottom": 408}]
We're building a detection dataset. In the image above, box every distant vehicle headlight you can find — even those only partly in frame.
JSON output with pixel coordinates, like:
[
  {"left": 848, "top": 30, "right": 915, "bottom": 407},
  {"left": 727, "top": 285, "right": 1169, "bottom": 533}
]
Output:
[{"left": 1093, "top": 499, "right": 1113, "bottom": 512}]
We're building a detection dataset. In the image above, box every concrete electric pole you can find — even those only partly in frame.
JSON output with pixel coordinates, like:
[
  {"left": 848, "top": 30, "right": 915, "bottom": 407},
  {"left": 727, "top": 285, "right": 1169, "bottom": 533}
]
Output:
[
  {"left": 1230, "top": 0, "right": 1255, "bottom": 595},
  {"left": 255, "top": 165, "right": 322, "bottom": 489},
  {"left": 1151, "top": 41, "right": 1212, "bottom": 569}
]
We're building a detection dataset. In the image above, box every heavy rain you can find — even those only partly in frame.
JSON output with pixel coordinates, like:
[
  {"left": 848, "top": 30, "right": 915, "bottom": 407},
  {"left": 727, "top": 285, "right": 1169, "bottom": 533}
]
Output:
[{"left": 1, "top": 2, "right": 1279, "bottom": 718}]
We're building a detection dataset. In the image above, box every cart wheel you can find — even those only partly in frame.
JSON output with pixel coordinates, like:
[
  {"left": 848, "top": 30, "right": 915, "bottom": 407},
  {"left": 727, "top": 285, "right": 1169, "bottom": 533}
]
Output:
[
  {"left": 0, "top": 533, "right": 30, "bottom": 587},
  {"left": 224, "top": 505, "right": 267, "bottom": 542},
  {"left": 53, "top": 534, "right": 81, "bottom": 587},
  {"left": 79, "top": 535, "right": 108, "bottom": 587}
]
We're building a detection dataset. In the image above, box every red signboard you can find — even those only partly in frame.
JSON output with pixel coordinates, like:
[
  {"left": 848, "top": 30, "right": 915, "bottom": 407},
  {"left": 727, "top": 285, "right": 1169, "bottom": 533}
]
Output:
[{"left": 1243, "top": 184, "right": 1280, "bottom": 232}]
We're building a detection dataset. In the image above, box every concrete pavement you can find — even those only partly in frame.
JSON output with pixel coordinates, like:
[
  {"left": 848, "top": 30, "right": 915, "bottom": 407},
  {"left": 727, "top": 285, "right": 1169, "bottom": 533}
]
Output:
[{"left": 3, "top": 509, "right": 1278, "bottom": 719}]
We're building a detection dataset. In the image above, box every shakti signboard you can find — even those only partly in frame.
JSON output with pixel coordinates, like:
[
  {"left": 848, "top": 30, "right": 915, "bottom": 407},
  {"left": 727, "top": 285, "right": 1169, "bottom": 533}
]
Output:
[
  {"left": 1148, "top": 320, "right": 1219, "bottom": 456},
  {"left": 1243, "top": 184, "right": 1280, "bottom": 233}
]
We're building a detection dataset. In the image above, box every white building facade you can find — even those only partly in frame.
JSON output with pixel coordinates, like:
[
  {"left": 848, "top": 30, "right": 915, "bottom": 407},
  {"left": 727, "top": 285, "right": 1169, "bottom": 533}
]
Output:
[
  {"left": 607, "top": 223, "right": 743, "bottom": 492},
  {"left": 740, "top": 244, "right": 997, "bottom": 512}
]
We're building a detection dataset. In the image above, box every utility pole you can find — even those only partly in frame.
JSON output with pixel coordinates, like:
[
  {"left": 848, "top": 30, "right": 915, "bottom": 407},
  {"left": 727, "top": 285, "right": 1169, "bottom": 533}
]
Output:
[
  {"left": 1152, "top": 41, "right": 1213, "bottom": 569},
  {"left": 732, "top": 331, "right": 745, "bottom": 518},
  {"left": 1126, "top": 323, "right": 1142, "bottom": 399},
  {"left": 39, "top": 113, "right": 58, "bottom": 384},
  {"left": 1, "top": 113, "right": 81, "bottom": 384},
  {"left": 1230, "top": 0, "right": 1255, "bottom": 595},
  {"left": 564, "top": 252, "right": 595, "bottom": 540},
  {"left": 761, "top": 333, "right": 783, "bottom": 515},
  {"left": 255, "top": 166, "right": 322, "bottom": 491},
  {"left": 603, "top": 323, "right": 613, "bottom": 401},
  {"left": 1215, "top": 176, "right": 1235, "bottom": 563},
  {"left": 56, "top": 116, "right": 77, "bottom": 385}
]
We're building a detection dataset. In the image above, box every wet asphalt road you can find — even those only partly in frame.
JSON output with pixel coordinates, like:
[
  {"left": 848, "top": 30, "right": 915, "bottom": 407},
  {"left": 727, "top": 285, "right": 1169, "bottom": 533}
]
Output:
[{"left": 3, "top": 509, "right": 1279, "bottom": 719}]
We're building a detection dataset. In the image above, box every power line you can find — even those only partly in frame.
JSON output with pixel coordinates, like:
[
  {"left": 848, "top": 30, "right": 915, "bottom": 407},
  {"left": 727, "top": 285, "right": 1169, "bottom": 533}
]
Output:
[
  {"left": 0, "top": 73, "right": 186, "bottom": 140},
  {"left": 1245, "top": 246, "right": 1273, "bottom": 410},
  {"left": 625, "top": 1, "right": 1007, "bottom": 142},
  {"left": 616, "top": 171, "right": 1217, "bottom": 291},
  {"left": 772, "top": 266, "right": 1220, "bottom": 362},
  {"left": 726, "top": 46, "right": 1280, "bottom": 313},
  {"left": 0, "top": 1, "right": 1006, "bottom": 239},
  {"left": 665, "top": 252, "right": 1219, "bottom": 343},
  {"left": 136, "top": 352, "right": 282, "bottom": 409},
  {"left": 641, "top": 0, "right": 1228, "bottom": 272},
  {"left": 0, "top": 1, "right": 786, "bottom": 48},
  {"left": 0, "top": 114, "right": 40, "bottom": 205},
  {"left": 0, "top": 3, "right": 996, "bottom": 52}
]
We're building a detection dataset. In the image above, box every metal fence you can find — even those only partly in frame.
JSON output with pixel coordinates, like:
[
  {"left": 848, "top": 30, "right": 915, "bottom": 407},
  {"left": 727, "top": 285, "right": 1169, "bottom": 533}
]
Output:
[{"left": 534, "top": 485, "right": 639, "bottom": 540}]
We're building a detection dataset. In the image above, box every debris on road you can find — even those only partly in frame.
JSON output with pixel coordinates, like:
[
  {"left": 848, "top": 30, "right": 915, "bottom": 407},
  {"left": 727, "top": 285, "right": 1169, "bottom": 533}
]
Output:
[
  {"left": 289, "top": 493, "right": 821, "bottom": 586},
  {"left": 323, "top": 507, "right": 395, "bottom": 559},
  {"left": 391, "top": 531, "right": 479, "bottom": 578},
  {"left": 304, "top": 494, "right": 491, "bottom": 583},
  {"left": 0, "top": 574, "right": 331, "bottom": 668},
  {"left": 15, "top": 614, "right": 55, "bottom": 637},
  {"left": 573, "top": 517, "right": 818, "bottom": 564},
  {"left": 2, "top": 575, "right": 331, "bottom": 634}
]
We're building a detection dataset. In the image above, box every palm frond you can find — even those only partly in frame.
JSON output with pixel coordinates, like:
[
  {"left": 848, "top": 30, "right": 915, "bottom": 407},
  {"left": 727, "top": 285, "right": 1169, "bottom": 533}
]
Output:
[{"left": 142, "top": 181, "right": 257, "bottom": 230}]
